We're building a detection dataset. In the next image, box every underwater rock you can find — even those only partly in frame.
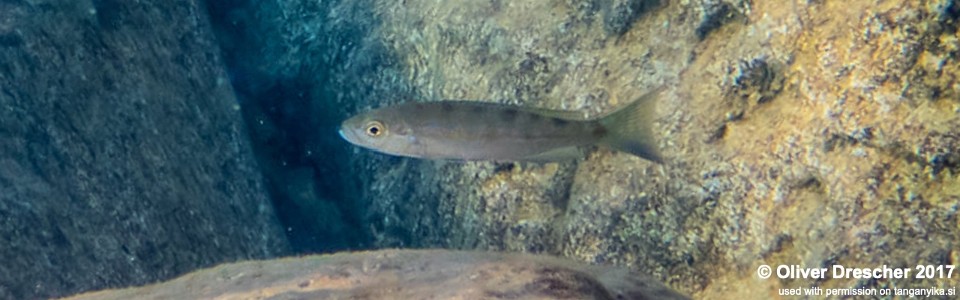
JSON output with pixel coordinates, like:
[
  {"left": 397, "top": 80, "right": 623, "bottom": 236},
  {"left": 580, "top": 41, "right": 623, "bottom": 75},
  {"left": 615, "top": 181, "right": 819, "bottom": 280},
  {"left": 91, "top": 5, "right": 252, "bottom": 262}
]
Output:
[
  {"left": 602, "top": 0, "right": 662, "bottom": 36},
  {"left": 0, "top": 1, "right": 288, "bottom": 299},
  {"left": 716, "top": 56, "right": 786, "bottom": 126},
  {"left": 726, "top": 57, "right": 784, "bottom": 105},
  {"left": 694, "top": 1, "right": 747, "bottom": 40},
  {"left": 63, "top": 249, "right": 689, "bottom": 300}
]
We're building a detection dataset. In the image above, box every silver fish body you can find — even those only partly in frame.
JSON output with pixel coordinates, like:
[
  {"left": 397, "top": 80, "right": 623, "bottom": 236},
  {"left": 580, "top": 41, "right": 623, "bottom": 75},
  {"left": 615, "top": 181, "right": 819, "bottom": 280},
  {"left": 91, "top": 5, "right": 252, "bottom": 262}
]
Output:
[{"left": 339, "top": 90, "right": 663, "bottom": 163}]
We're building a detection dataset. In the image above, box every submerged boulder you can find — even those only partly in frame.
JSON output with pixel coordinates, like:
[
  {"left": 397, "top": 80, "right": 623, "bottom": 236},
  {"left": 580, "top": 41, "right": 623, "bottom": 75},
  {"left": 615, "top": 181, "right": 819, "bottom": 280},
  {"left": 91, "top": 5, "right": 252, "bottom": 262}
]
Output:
[
  {"left": 64, "top": 249, "right": 689, "bottom": 300},
  {"left": 0, "top": 1, "right": 289, "bottom": 299}
]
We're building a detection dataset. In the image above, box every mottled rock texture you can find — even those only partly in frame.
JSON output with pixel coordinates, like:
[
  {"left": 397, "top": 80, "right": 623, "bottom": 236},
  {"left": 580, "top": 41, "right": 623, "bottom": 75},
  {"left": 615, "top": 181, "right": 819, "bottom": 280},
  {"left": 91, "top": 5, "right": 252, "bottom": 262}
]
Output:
[
  {"left": 0, "top": 1, "right": 289, "bottom": 299},
  {"left": 64, "top": 249, "right": 689, "bottom": 300},
  {"left": 221, "top": 0, "right": 959, "bottom": 298}
]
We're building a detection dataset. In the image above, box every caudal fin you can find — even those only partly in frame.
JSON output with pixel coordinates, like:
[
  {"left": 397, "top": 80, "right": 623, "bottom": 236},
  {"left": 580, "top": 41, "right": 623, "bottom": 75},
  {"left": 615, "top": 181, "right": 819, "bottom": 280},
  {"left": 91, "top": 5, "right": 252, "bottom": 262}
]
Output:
[{"left": 597, "top": 87, "right": 664, "bottom": 163}]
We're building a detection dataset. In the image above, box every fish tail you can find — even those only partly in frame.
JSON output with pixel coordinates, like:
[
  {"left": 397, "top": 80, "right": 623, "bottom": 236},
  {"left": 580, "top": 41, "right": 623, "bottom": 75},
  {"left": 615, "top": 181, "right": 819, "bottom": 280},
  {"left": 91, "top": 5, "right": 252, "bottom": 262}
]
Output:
[{"left": 597, "top": 87, "right": 664, "bottom": 163}]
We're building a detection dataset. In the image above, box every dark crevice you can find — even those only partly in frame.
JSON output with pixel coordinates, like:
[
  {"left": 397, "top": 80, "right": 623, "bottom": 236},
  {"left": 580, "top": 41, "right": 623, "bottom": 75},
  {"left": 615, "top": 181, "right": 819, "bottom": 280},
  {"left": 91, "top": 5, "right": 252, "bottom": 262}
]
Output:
[
  {"left": 695, "top": 2, "right": 745, "bottom": 40},
  {"left": 941, "top": 0, "right": 959, "bottom": 34},
  {"left": 205, "top": 0, "right": 374, "bottom": 253},
  {"left": 601, "top": 0, "right": 663, "bottom": 37}
]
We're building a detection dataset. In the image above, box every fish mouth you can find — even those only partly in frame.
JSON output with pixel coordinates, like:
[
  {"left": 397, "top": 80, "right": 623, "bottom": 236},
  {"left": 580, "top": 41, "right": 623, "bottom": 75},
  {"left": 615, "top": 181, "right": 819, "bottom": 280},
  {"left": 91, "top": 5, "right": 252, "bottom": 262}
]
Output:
[
  {"left": 338, "top": 128, "right": 353, "bottom": 143},
  {"left": 338, "top": 127, "right": 361, "bottom": 145}
]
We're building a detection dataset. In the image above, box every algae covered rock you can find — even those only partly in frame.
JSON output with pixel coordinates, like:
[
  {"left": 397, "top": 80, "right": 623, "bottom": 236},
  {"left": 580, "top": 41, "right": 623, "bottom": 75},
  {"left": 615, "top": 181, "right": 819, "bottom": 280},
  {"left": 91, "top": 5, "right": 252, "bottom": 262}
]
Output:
[
  {"left": 63, "top": 249, "right": 689, "bottom": 300},
  {"left": 360, "top": 0, "right": 958, "bottom": 298},
  {"left": 0, "top": 1, "right": 288, "bottom": 299}
]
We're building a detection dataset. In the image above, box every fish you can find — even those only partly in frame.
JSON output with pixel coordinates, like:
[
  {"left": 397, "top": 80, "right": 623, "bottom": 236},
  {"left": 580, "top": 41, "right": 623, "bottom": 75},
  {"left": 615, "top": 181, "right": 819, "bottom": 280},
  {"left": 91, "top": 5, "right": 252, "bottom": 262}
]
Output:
[{"left": 338, "top": 88, "right": 664, "bottom": 163}]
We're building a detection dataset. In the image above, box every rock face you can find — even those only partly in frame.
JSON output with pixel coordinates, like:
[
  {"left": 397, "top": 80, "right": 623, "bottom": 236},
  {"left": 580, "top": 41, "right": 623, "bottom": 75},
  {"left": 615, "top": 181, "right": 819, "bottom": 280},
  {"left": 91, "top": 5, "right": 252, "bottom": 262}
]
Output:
[
  {"left": 204, "top": 0, "right": 397, "bottom": 252},
  {"left": 0, "top": 1, "right": 289, "bottom": 299},
  {"left": 64, "top": 249, "right": 689, "bottom": 300},
  {"left": 217, "top": 0, "right": 958, "bottom": 298}
]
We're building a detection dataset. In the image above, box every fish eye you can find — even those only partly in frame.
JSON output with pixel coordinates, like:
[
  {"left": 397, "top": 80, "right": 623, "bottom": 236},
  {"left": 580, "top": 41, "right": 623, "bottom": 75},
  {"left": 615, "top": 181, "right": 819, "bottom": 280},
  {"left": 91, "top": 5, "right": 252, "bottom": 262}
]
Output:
[{"left": 365, "top": 121, "right": 385, "bottom": 137}]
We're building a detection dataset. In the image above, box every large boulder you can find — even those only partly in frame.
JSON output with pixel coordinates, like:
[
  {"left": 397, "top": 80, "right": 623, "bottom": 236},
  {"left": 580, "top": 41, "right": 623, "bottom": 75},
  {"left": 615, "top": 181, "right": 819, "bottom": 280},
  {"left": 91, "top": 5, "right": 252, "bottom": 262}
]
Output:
[
  {"left": 64, "top": 249, "right": 689, "bottom": 300},
  {"left": 0, "top": 1, "right": 289, "bottom": 299}
]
